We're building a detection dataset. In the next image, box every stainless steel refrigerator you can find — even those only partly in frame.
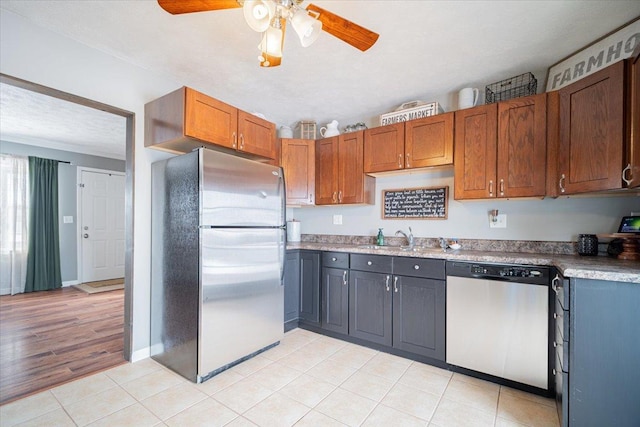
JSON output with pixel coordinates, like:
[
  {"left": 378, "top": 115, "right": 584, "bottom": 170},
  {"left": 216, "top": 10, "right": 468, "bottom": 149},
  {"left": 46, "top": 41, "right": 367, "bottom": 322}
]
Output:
[{"left": 150, "top": 148, "right": 285, "bottom": 383}]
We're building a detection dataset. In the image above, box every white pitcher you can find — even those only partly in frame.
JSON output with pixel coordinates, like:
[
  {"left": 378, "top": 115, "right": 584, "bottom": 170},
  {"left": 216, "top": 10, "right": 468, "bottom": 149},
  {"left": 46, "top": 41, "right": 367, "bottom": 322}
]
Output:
[
  {"left": 320, "top": 120, "right": 340, "bottom": 137},
  {"left": 458, "top": 88, "right": 479, "bottom": 109}
]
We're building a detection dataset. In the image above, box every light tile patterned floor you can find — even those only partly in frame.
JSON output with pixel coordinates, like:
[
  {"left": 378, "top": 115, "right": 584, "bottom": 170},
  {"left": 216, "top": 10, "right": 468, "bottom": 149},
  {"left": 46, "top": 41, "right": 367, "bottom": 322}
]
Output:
[{"left": 0, "top": 329, "right": 560, "bottom": 427}]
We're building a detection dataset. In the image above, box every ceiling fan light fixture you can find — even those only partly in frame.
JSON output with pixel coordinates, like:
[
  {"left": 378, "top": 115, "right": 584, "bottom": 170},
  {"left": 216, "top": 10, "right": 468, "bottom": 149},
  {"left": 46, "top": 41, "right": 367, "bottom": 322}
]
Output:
[
  {"left": 290, "top": 9, "right": 322, "bottom": 47},
  {"left": 243, "top": 0, "right": 275, "bottom": 32}
]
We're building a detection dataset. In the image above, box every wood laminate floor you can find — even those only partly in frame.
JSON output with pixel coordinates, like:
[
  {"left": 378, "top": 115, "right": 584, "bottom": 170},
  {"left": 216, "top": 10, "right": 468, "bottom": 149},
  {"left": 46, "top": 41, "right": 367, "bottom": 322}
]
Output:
[{"left": 0, "top": 287, "right": 125, "bottom": 405}]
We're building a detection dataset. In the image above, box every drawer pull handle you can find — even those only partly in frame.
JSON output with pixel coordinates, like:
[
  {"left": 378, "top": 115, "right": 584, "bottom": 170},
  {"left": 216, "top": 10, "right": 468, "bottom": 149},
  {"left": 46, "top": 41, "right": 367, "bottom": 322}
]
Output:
[
  {"left": 553, "top": 341, "right": 557, "bottom": 348},
  {"left": 385, "top": 275, "right": 390, "bottom": 292},
  {"left": 342, "top": 270, "right": 347, "bottom": 286},
  {"left": 393, "top": 276, "right": 398, "bottom": 293},
  {"left": 553, "top": 368, "right": 557, "bottom": 376},
  {"left": 367, "top": 261, "right": 372, "bottom": 266},
  {"left": 414, "top": 265, "right": 420, "bottom": 270},
  {"left": 553, "top": 312, "right": 558, "bottom": 319}
]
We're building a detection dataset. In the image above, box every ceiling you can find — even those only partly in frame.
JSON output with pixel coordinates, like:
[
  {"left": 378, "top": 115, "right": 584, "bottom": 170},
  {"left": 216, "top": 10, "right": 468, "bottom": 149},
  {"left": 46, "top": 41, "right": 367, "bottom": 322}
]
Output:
[{"left": 1, "top": 1, "right": 639, "bottom": 156}]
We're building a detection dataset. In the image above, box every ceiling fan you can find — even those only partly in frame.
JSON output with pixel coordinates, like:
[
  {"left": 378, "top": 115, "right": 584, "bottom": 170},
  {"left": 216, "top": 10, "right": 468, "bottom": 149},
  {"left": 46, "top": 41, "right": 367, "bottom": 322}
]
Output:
[{"left": 157, "top": 0, "right": 379, "bottom": 67}]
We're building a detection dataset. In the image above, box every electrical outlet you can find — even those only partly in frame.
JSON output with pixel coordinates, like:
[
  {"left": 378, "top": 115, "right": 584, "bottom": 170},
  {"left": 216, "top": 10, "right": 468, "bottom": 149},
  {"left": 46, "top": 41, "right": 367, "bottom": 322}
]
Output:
[
  {"left": 333, "top": 214, "right": 343, "bottom": 225},
  {"left": 63, "top": 216, "right": 74, "bottom": 224},
  {"left": 490, "top": 214, "right": 507, "bottom": 228}
]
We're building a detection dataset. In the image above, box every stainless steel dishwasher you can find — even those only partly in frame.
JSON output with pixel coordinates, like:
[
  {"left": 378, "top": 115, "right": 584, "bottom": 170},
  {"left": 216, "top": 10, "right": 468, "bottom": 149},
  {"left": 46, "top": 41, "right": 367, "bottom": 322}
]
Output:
[{"left": 446, "top": 261, "right": 551, "bottom": 390}]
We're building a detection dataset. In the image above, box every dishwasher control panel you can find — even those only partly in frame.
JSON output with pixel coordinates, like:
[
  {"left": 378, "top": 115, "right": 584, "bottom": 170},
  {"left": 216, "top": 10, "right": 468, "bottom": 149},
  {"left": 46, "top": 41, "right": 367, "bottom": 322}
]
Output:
[{"left": 450, "top": 262, "right": 550, "bottom": 285}]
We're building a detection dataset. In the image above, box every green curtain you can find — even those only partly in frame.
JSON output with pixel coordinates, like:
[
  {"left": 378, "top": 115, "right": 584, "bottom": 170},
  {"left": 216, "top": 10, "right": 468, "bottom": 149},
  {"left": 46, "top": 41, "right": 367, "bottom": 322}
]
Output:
[{"left": 24, "top": 157, "right": 62, "bottom": 292}]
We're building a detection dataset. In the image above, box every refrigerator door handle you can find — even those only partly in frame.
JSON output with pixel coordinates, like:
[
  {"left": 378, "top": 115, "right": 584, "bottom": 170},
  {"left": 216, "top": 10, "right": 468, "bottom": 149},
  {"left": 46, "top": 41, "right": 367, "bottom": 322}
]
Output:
[{"left": 279, "top": 226, "right": 286, "bottom": 284}]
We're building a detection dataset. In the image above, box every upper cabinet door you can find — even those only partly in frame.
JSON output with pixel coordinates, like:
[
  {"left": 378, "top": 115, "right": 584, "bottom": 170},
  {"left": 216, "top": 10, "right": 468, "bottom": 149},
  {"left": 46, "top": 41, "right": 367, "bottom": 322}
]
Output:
[
  {"left": 185, "top": 88, "right": 237, "bottom": 149},
  {"left": 338, "top": 131, "right": 366, "bottom": 204},
  {"left": 557, "top": 61, "right": 625, "bottom": 194},
  {"left": 315, "top": 136, "right": 339, "bottom": 205},
  {"left": 454, "top": 104, "right": 498, "bottom": 200},
  {"left": 405, "top": 112, "right": 454, "bottom": 169},
  {"left": 281, "top": 139, "right": 315, "bottom": 205},
  {"left": 363, "top": 123, "right": 405, "bottom": 173},
  {"left": 497, "top": 94, "right": 547, "bottom": 198},
  {"left": 627, "top": 47, "right": 640, "bottom": 189},
  {"left": 237, "top": 110, "right": 276, "bottom": 160}
]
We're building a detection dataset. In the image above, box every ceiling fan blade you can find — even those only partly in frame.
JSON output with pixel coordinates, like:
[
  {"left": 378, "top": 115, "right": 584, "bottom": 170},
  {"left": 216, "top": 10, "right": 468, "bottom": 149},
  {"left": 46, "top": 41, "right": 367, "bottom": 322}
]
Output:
[
  {"left": 305, "top": 3, "right": 379, "bottom": 52},
  {"left": 157, "top": 0, "right": 240, "bottom": 15}
]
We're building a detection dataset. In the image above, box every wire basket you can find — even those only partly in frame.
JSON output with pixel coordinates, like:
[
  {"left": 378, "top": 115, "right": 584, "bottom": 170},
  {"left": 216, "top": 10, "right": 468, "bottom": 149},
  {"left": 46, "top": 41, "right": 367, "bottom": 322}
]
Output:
[
  {"left": 485, "top": 72, "right": 537, "bottom": 104},
  {"left": 296, "top": 120, "right": 317, "bottom": 139}
]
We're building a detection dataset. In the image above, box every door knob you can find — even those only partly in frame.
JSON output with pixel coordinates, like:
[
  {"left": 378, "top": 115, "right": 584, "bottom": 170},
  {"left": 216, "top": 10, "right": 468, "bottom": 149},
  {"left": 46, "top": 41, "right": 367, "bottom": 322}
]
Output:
[{"left": 84, "top": 234, "right": 89, "bottom": 238}]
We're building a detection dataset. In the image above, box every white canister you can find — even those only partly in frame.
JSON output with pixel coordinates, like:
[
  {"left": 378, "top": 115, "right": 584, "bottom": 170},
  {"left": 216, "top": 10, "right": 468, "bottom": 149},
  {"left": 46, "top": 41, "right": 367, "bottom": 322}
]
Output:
[
  {"left": 287, "top": 220, "right": 301, "bottom": 242},
  {"left": 458, "top": 87, "right": 479, "bottom": 109},
  {"left": 279, "top": 126, "right": 293, "bottom": 138}
]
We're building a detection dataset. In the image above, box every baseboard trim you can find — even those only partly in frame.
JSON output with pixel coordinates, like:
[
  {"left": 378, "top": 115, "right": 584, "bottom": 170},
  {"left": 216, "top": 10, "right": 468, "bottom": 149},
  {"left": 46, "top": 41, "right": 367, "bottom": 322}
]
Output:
[
  {"left": 131, "top": 347, "right": 151, "bottom": 363},
  {"left": 62, "top": 280, "right": 80, "bottom": 287}
]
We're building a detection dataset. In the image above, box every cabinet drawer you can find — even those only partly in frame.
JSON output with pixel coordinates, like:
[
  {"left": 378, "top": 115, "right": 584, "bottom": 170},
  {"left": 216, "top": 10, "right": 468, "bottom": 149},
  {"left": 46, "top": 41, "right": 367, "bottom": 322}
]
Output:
[
  {"left": 553, "top": 273, "right": 569, "bottom": 310},
  {"left": 350, "top": 253, "right": 392, "bottom": 273},
  {"left": 393, "top": 257, "right": 445, "bottom": 280},
  {"left": 554, "top": 298, "right": 569, "bottom": 342},
  {"left": 323, "top": 252, "right": 349, "bottom": 269},
  {"left": 554, "top": 326, "right": 568, "bottom": 373}
]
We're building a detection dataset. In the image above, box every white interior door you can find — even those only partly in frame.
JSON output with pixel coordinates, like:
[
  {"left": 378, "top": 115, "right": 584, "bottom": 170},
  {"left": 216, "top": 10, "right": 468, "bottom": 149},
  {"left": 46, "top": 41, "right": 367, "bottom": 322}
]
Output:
[{"left": 80, "top": 170, "right": 125, "bottom": 283}]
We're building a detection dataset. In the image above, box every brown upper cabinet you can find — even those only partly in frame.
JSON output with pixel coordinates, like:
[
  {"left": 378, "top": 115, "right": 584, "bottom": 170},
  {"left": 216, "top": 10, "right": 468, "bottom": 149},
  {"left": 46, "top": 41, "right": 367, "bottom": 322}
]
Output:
[
  {"left": 315, "top": 131, "right": 374, "bottom": 205},
  {"left": 454, "top": 93, "right": 548, "bottom": 200},
  {"left": 280, "top": 138, "right": 315, "bottom": 206},
  {"left": 625, "top": 44, "right": 640, "bottom": 189},
  {"left": 364, "top": 113, "right": 454, "bottom": 173},
  {"left": 550, "top": 61, "right": 625, "bottom": 196},
  {"left": 145, "top": 87, "right": 276, "bottom": 161}
]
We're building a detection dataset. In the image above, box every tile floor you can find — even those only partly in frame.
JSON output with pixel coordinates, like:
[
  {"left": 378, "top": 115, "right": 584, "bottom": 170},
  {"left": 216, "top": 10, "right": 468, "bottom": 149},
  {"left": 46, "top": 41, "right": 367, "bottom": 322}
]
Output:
[{"left": 0, "top": 329, "right": 560, "bottom": 427}]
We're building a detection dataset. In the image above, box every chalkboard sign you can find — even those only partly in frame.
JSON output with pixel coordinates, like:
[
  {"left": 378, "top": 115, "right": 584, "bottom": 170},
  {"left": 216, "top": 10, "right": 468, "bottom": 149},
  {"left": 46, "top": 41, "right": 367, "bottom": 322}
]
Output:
[{"left": 382, "top": 186, "right": 448, "bottom": 219}]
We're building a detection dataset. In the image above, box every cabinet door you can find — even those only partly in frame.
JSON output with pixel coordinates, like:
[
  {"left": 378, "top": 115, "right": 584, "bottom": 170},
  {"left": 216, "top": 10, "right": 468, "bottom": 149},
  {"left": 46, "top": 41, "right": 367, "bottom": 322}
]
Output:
[
  {"left": 558, "top": 61, "right": 625, "bottom": 194},
  {"left": 349, "top": 270, "right": 392, "bottom": 346},
  {"left": 185, "top": 88, "right": 237, "bottom": 149},
  {"left": 315, "top": 137, "right": 339, "bottom": 205},
  {"left": 627, "top": 49, "right": 640, "bottom": 188},
  {"left": 281, "top": 139, "right": 315, "bottom": 205},
  {"left": 392, "top": 276, "right": 445, "bottom": 360},
  {"left": 321, "top": 267, "right": 349, "bottom": 335},
  {"left": 364, "top": 123, "right": 405, "bottom": 173},
  {"left": 338, "top": 131, "right": 366, "bottom": 204},
  {"left": 405, "top": 112, "right": 454, "bottom": 169},
  {"left": 284, "top": 251, "right": 300, "bottom": 324},
  {"left": 237, "top": 110, "right": 276, "bottom": 160},
  {"left": 497, "top": 94, "right": 547, "bottom": 198},
  {"left": 454, "top": 104, "right": 498, "bottom": 199},
  {"left": 299, "top": 251, "right": 320, "bottom": 325}
]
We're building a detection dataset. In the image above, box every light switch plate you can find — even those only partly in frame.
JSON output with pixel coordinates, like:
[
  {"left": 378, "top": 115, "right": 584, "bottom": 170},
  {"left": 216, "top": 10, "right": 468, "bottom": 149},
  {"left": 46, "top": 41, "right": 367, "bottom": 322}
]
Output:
[
  {"left": 63, "top": 216, "right": 74, "bottom": 224},
  {"left": 490, "top": 214, "right": 507, "bottom": 228},
  {"left": 333, "top": 214, "right": 343, "bottom": 225}
]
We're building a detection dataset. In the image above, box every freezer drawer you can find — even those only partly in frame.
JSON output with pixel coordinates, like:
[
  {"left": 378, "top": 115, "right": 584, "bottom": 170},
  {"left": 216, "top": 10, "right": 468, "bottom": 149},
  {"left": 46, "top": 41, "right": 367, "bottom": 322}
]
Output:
[{"left": 199, "top": 228, "right": 284, "bottom": 378}]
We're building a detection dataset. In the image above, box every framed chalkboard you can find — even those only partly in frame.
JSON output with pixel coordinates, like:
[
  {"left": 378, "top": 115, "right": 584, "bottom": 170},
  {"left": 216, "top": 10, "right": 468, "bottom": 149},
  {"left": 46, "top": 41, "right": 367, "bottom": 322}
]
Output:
[{"left": 382, "top": 186, "right": 448, "bottom": 219}]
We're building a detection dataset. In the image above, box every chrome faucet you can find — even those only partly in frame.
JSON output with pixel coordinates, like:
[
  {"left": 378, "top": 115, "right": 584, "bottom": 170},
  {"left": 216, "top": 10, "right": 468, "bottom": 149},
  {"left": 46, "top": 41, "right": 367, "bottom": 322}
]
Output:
[
  {"left": 395, "top": 227, "right": 414, "bottom": 248},
  {"left": 438, "top": 237, "right": 448, "bottom": 251}
]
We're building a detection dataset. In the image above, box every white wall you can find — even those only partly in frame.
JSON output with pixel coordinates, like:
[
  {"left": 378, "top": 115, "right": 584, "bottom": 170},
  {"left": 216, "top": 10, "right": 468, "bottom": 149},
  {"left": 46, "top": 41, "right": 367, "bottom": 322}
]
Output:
[
  {"left": 291, "top": 169, "right": 639, "bottom": 242},
  {"left": 1, "top": 9, "right": 180, "bottom": 360}
]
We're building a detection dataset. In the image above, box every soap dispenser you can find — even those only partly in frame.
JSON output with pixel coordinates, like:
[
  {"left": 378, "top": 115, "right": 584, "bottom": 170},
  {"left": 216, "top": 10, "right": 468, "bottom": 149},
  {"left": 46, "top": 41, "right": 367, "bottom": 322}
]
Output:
[{"left": 376, "top": 228, "right": 384, "bottom": 246}]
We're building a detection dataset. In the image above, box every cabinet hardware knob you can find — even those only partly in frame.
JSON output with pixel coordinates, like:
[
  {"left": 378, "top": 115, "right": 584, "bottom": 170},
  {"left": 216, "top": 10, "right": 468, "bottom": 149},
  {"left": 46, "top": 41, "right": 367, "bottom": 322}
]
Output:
[
  {"left": 332, "top": 257, "right": 337, "bottom": 261},
  {"left": 559, "top": 174, "right": 566, "bottom": 193},
  {"left": 553, "top": 312, "right": 558, "bottom": 319},
  {"left": 83, "top": 233, "right": 89, "bottom": 238},
  {"left": 414, "top": 265, "right": 420, "bottom": 270},
  {"left": 622, "top": 163, "right": 632, "bottom": 186},
  {"left": 553, "top": 368, "right": 557, "bottom": 376},
  {"left": 367, "top": 261, "right": 372, "bottom": 265},
  {"left": 553, "top": 341, "right": 557, "bottom": 348}
]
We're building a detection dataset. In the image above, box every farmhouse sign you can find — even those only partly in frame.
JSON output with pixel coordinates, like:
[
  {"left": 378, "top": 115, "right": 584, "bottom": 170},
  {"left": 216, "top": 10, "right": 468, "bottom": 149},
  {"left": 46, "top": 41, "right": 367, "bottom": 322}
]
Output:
[
  {"left": 546, "top": 17, "right": 639, "bottom": 91},
  {"left": 383, "top": 186, "right": 448, "bottom": 219}
]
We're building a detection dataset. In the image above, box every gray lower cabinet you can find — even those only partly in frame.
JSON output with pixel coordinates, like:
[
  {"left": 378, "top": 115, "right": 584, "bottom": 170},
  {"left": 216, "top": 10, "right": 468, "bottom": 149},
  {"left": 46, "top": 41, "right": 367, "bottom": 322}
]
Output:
[
  {"left": 299, "top": 251, "right": 321, "bottom": 325},
  {"left": 349, "top": 269, "right": 393, "bottom": 346},
  {"left": 392, "top": 275, "right": 445, "bottom": 360},
  {"left": 561, "top": 278, "right": 640, "bottom": 426},
  {"left": 321, "top": 266, "right": 349, "bottom": 334},
  {"left": 283, "top": 250, "right": 300, "bottom": 328}
]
